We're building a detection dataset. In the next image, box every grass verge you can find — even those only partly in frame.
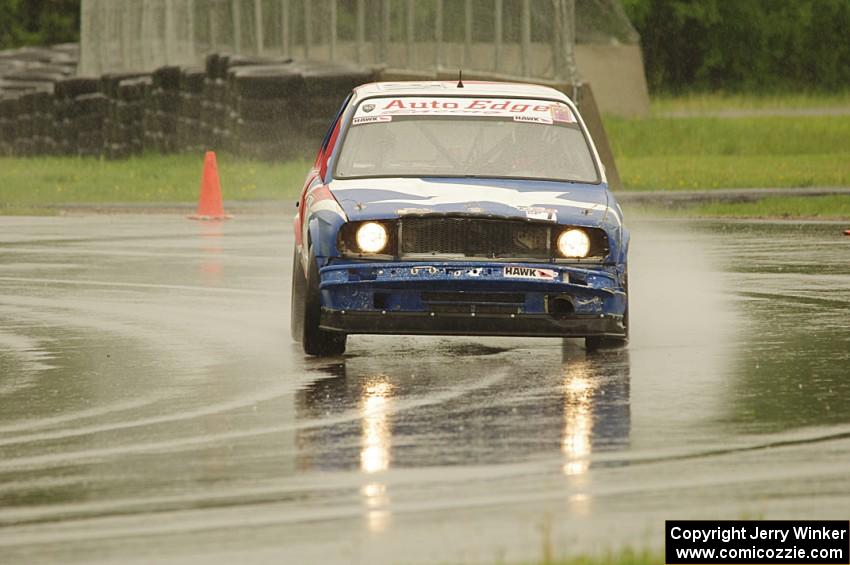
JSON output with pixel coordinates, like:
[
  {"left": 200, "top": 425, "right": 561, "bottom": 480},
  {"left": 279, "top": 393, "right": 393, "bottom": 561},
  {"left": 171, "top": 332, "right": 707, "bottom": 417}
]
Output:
[
  {"left": 650, "top": 91, "right": 850, "bottom": 114},
  {"left": 0, "top": 153, "right": 308, "bottom": 206},
  {"left": 615, "top": 154, "right": 850, "bottom": 191},
  {"left": 626, "top": 194, "right": 850, "bottom": 220},
  {"left": 604, "top": 115, "right": 850, "bottom": 190}
]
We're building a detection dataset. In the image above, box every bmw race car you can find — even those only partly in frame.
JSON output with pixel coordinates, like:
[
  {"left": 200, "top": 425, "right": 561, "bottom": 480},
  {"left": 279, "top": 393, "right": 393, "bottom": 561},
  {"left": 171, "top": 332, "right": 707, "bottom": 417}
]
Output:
[{"left": 291, "top": 81, "right": 629, "bottom": 356}]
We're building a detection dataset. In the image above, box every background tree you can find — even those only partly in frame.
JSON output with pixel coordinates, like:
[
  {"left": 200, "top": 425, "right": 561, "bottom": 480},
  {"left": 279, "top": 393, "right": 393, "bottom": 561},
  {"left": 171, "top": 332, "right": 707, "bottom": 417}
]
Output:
[
  {"left": 0, "top": 0, "right": 80, "bottom": 50},
  {"left": 622, "top": 0, "right": 850, "bottom": 93}
]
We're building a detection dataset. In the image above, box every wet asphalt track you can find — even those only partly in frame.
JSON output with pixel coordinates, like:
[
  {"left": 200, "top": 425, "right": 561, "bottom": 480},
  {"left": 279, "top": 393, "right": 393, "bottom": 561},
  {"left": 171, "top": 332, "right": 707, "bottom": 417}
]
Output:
[{"left": 0, "top": 215, "right": 848, "bottom": 564}]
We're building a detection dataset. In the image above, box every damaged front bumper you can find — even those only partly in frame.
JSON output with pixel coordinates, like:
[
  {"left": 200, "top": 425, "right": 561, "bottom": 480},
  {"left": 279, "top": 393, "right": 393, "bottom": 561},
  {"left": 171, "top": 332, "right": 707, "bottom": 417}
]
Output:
[{"left": 318, "top": 261, "right": 627, "bottom": 338}]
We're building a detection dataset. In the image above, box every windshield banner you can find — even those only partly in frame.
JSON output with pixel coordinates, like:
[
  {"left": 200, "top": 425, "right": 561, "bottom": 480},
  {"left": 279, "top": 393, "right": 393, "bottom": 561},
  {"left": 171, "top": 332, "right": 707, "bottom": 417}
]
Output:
[{"left": 353, "top": 97, "right": 576, "bottom": 125}]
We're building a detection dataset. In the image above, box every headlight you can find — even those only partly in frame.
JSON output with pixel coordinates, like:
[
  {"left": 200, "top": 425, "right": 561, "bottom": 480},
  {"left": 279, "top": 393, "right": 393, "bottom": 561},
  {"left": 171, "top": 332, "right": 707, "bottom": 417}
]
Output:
[
  {"left": 355, "top": 222, "right": 389, "bottom": 253},
  {"left": 557, "top": 228, "right": 591, "bottom": 258}
]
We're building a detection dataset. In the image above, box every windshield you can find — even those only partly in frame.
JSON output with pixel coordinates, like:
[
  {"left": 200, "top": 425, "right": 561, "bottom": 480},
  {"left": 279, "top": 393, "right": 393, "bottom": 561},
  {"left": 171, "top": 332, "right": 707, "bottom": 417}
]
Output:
[{"left": 335, "top": 96, "right": 600, "bottom": 183}]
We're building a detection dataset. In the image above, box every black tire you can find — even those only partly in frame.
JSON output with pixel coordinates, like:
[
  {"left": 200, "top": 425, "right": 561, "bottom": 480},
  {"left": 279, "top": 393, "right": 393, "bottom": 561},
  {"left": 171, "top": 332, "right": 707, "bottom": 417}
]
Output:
[
  {"left": 70, "top": 93, "right": 109, "bottom": 116},
  {"left": 586, "top": 273, "right": 629, "bottom": 352},
  {"left": 236, "top": 96, "right": 295, "bottom": 121},
  {"left": 54, "top": 77, "right": 100, "bottom": 99},
  {"left": 152, "top": 66, "right": 182, "bottom": 91},
  {"left": 232, "top": 66, "right": 303, "bottom": 99},
  {"left": 299, "top": 65, "right": 376, "bottom": 97},
  {"left": 180, "top": 67, "right": 207, "bottom": 93},
  {"left": 301, "top": 252, "right": 346, "bottom": 357},
  {"left": 290, "top": 249, "right": 305, "bottom": 343}
]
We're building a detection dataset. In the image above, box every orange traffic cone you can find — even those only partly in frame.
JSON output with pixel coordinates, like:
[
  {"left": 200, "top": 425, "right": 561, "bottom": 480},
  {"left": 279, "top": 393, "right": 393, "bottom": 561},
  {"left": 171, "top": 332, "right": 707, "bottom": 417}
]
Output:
[{"left": 188, "top": 151, "right": 231, "bottom": 220}]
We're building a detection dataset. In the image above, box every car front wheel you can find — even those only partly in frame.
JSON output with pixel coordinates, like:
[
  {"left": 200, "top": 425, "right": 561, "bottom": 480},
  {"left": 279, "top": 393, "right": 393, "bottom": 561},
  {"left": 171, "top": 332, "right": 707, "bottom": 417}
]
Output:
[{"left": 301, "top": 252, "right": 347, "bottom": 357}]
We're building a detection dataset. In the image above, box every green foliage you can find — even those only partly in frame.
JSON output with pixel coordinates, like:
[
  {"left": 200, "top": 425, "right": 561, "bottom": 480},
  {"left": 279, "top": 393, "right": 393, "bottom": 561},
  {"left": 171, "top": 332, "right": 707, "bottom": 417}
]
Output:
[
  {"left": 0, "top": 0, "right": 80, "bottom": 49},
  {"left": 621, "top": 0, "right": 850, "bottom": 93}
]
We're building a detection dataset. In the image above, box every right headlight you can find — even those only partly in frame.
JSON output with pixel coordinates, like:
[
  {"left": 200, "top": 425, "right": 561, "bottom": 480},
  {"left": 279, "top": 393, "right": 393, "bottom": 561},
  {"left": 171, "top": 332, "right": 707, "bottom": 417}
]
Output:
[{"left": 557, "top": 228, "right": 591, "bottom": 258}]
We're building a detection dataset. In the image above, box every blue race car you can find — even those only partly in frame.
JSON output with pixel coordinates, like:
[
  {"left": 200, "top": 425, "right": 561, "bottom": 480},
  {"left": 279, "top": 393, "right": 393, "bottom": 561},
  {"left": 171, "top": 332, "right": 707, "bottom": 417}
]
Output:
[{"left": 291, "top": 81, "right": 629, "bottom": 356}]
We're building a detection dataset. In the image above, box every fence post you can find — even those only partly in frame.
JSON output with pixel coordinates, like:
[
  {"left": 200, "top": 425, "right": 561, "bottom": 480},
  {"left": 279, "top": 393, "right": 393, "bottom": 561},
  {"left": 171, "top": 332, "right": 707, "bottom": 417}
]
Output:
[
  {"left": 232, "top": 0, "right": 242, "bottom": 52},
  {"left": 165, "top": 0, "right": 176, "bottom": 63},
  {"left": 552, "top": 0, "right": 562, "bottom": 79},
  {"left": 381, "top": 0, "right": 390, "bottom": 65},
  {"left": 564, "top": 0, "right": 578, "bottom": 85},
  {"left": 186, "top": 0, "right": 196, "bottom": 62},
  {"left": 304, "top": 0, "right": 312, "bottom": 58},
  {"left": 435, "top": 0, "right": 443, "bottom": 70},
  {"left": 521, "top": 0, "right": 531, "bottom": 77},
  {"left": 494, "top": 0, "right": 502, "bottom": 73},
  {"left": 120, "top": 0, "right": 131, "bottom": 71},
  {"left": 208, "top": 0, "right": 216, "bottom": 50},
  {"left": 407, "top": 0, "right": 415, "bottom": 69},
  {"left": 254, "top": 0, "right": 263, "bottom": 54},
  {"left": 329, "top": 0, "right": 337, "bottom": 61},
  {"left": 356, "top": 0, "right": 365, "bottom": 63},
  {"left": 280, "top": 0, "right": 289, "bottom": 55},
  {"left": 464, "top": 0, "right": 472, "bottom": 67}
]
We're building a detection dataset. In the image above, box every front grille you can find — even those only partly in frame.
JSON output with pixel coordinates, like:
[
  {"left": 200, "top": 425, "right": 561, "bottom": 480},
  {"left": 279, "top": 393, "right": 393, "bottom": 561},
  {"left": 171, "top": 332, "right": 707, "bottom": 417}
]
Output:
[{"left": 400, "top": 217, "right": 551, "bottom": 259}]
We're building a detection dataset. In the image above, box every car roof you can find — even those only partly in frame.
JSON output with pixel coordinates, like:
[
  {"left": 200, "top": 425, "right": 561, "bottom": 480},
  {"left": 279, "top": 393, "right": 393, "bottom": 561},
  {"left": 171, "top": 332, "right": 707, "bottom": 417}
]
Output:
[{"left": 353, "top": 81, "right": 572, "bottom": 102}]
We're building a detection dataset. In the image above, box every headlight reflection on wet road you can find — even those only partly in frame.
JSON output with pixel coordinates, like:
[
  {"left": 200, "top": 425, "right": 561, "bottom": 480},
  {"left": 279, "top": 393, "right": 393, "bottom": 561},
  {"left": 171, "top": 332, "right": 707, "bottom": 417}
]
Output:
[{"left": 359, "top": 377, "right": 393, "bottom": 533}]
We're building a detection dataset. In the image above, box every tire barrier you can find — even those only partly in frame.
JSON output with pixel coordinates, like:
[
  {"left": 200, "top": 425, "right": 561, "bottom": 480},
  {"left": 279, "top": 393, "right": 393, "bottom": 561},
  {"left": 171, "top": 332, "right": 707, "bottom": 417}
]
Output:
[
  {"left": 143, "top": 66, "right": 181, "bottom": 154},
  {"left": 1, "top": 44, "right": 379, "bottom": 161},
  {"left": 177, "top": 67, "right": 206, "bottom": 154},
  {"left": 100, "top": 72, "right": 149, "bottom": 159}
]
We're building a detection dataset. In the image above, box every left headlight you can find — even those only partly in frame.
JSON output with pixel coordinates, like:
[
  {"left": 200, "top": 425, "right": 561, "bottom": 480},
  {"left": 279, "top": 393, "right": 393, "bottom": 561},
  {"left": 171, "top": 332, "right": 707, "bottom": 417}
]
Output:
[
  {"left": 355, "top": 222, "right": 389, "bottom": 253},
  {"left": 557, "top": 228, "right": 591, "bottom": 258}
]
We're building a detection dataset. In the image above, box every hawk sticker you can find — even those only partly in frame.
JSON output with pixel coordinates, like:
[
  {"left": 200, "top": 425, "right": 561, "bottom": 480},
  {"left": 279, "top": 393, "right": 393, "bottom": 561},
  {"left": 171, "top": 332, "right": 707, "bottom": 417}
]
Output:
[
  {"left": 352, "top": 115, "right": 392, "bottom": 125},
  {"left": 503, "top": 266, "right": 558, "bottom": 281}
]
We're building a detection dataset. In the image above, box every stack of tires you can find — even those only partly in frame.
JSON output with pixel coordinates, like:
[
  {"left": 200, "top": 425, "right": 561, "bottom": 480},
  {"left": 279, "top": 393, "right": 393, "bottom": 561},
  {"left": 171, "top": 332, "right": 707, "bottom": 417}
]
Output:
[
  {"left": 53, "top": 77, "right": 100, "bottom": 156},
  {"left": 13, "top": 92, "right": 38, "bottom": 156},
  {"left": 143, "top": 66, "right": 181, "bottom": 154},
  {"left": 30, "top": 90, "right": 57, "bottom": 155},
  {"left": 3, "top": 72, "right": 61, "bottom": 157},
  {"left": 298, "top": 63, "right": 376, "bottom": 143},
  {"left": 228, "top": 61, "right": 376, "bottom": 161},
  {"left": 0, "top": 97, "right": 19, "bottom": 156},
  {"left": 202, "top": 53, "right": 231, "bottom": 152},
  {"left": 117, "top": 76, "right": 151, "bottom": 157},
  {"left": 1, "top": 45, "right": 78, "bottom": 156},
  {"left": 71, "top": 92, "right": 110, "bottom": 157},
  {"left": 230, "top": 64, "right": 301, "bottom": 160},
  {"left": 1, "top": 43, "right": 379, "bottom": 162},
  {"left": 176, "top": 67, "right": 206, "bottom": 153},
  {"left": 199, "top": 53, "right": 295, "bottom": 156},
  {"left": 101, "top": 73, "right": 148, "bottom": 160}
]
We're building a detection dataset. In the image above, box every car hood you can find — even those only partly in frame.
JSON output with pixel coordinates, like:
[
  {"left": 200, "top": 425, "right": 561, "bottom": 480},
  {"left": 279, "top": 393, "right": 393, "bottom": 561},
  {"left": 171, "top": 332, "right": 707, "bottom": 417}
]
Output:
[{"left": 329, "top": 177, "right": 618, "bottom": 227}]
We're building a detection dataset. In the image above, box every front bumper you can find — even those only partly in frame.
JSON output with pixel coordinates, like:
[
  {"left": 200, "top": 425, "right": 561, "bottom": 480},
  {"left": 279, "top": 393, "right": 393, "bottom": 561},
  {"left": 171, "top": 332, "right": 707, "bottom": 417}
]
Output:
[{"left": 318, "top": 261, "right": 626, "bottom": 338}]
